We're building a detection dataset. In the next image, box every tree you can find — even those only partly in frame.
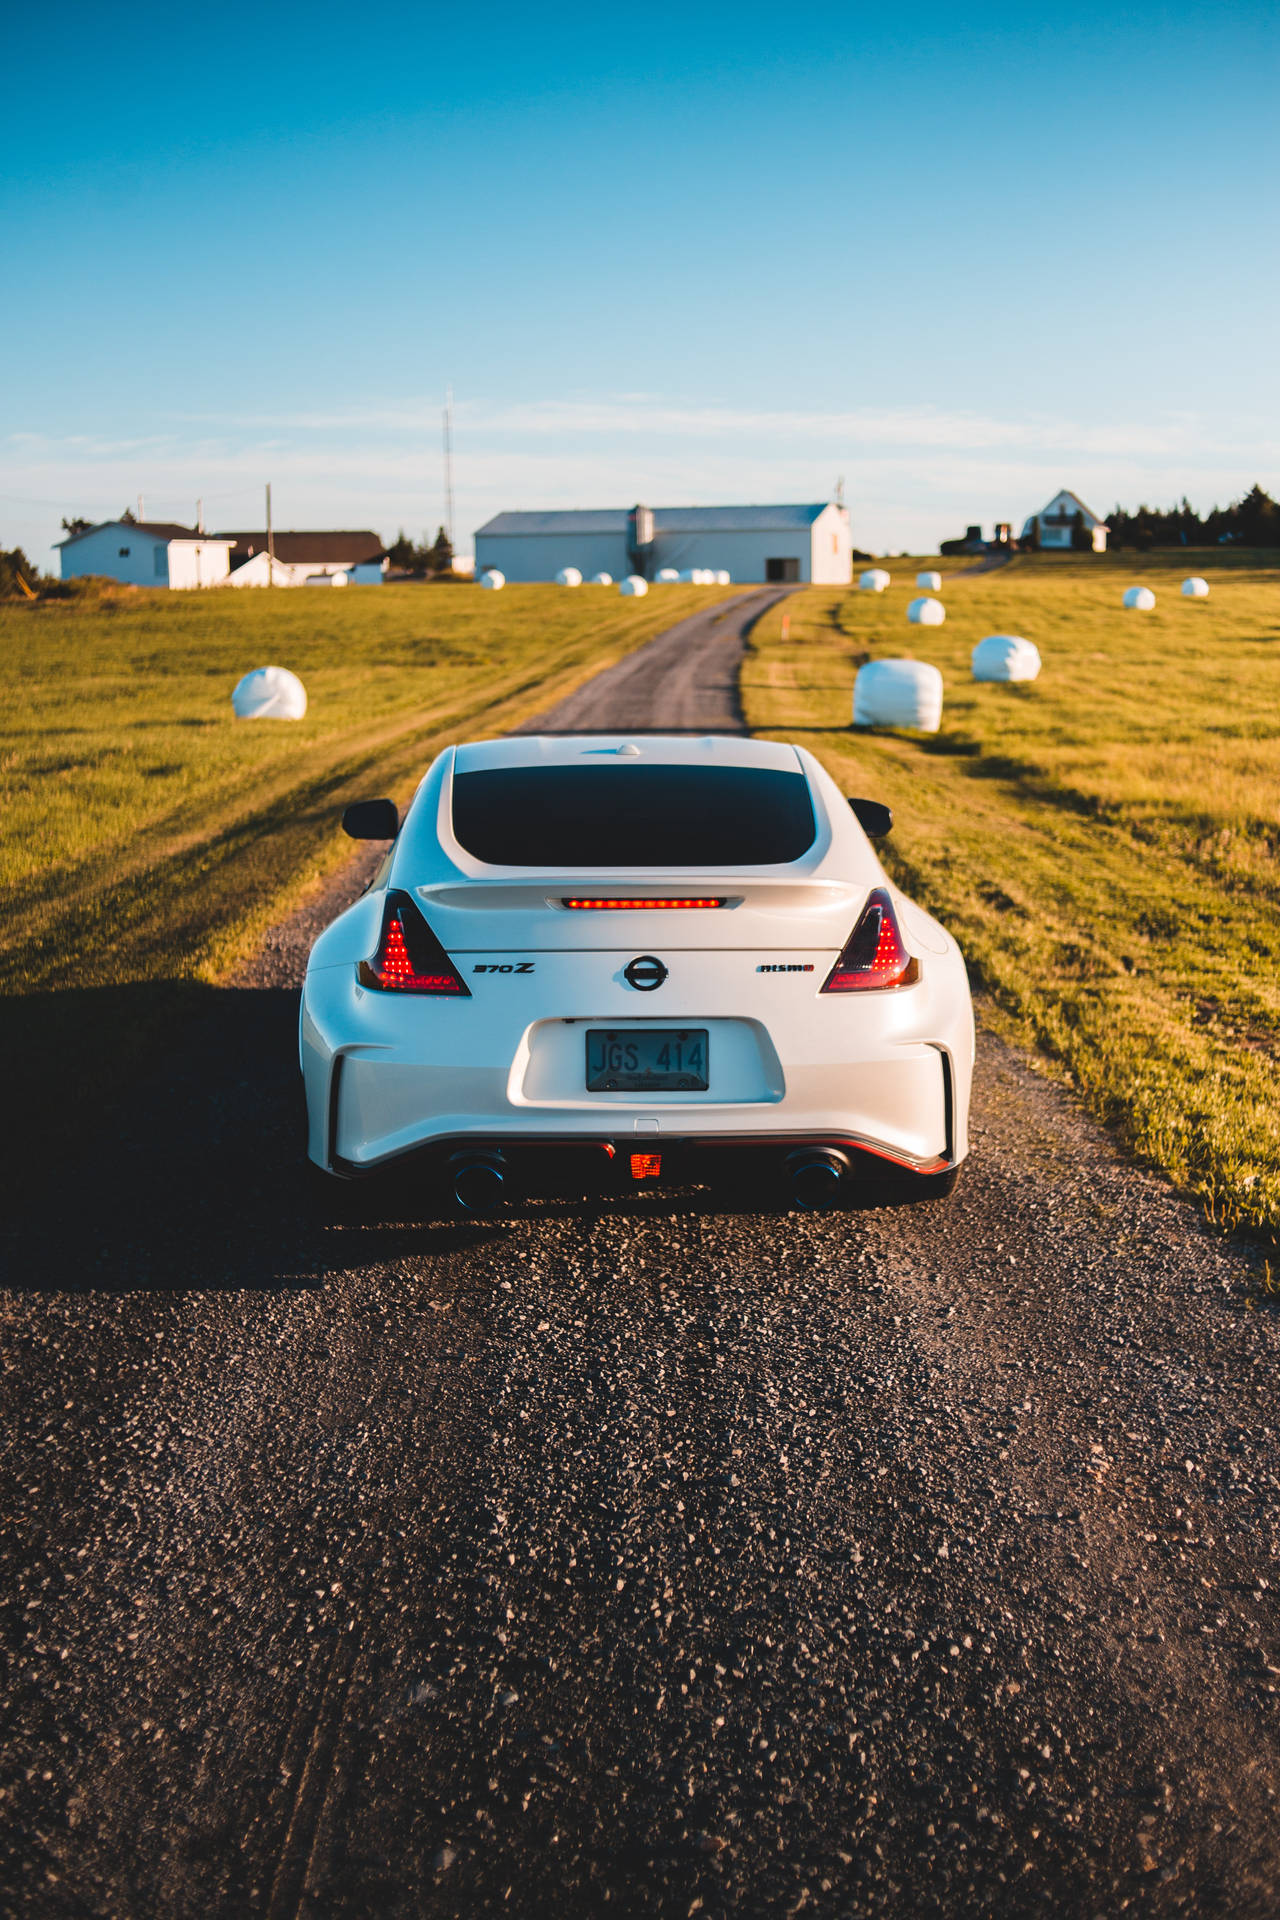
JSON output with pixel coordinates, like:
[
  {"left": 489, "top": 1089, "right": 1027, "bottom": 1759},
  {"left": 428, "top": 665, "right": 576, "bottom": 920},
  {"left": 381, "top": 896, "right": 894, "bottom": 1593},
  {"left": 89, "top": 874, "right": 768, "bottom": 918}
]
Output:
[
  {"left": 1070, "top": 508, "right": 1092, "bottom": 552},
  {"left": 386, "top": 530, "right": 418, "bottom": 571},
  {"left": 60, "top": 515, "right": 92, "bottom": 537},
  {"left": 425, "top": 525, "right": 454, "bottom": 575},
  {"left": 0, "top": 548, "right": 36, "bottom": 598},
  {"left": 1236, "top": 484, "right": 1280, "bottom": 547}
]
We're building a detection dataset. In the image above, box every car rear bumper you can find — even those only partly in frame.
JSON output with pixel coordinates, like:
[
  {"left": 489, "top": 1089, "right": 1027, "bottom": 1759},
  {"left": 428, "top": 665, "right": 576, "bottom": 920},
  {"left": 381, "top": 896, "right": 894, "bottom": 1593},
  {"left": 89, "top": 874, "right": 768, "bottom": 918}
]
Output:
[
  {"left": 301, "top": 946, "right": 974, "bottom": 1180},
  {"left": 315, "top": 1049, "right": 961, "bottom": 1183}
]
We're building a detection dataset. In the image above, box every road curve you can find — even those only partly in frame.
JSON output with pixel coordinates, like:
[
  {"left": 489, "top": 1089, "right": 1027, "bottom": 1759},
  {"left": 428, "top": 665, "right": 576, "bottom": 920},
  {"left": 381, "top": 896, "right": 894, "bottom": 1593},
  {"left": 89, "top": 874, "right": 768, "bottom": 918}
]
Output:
[{"left": 2, "top": 598, "right": 1279, "bottom": 1919}]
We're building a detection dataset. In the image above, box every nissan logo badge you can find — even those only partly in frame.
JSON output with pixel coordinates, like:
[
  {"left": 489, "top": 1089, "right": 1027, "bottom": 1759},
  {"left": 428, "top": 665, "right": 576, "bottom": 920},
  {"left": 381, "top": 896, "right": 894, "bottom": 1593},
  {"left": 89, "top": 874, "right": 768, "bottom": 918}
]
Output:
[{"left": 624, "top": 955, "right": 667, "bottom": 992}]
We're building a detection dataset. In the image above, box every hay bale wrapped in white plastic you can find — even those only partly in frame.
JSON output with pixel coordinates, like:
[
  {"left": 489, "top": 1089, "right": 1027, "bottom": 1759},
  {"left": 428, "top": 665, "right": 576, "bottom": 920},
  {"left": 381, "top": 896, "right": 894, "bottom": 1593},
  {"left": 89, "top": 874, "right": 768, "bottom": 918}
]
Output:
[
  {"left": 859, "top": 568, "right": 891, "bottom": 592},
  {"left": 1182, "top": 576, "right": 1210, "bottom": 598},
  {"left": 972, "top": 634, "right": 1041, "bottom": 682},
  {"left": 916, "top": 570, "right": 942, "bottom": 591},
  {"left": 555, "top": 567, "right": 583, "bottom": 587},
  {"left": 479, "top": 569, "right": 505, "bottom": 591},
  {"left": 853, "top": 659, "right": 943, "bottom": 732},
  {"left": 232, "top": 665, "right": 308, "bottom": 720},
  {"left": 714, "top": 569, "right": 731, "bottom": 585},
  {"left": 655, "top": 568, "right": 680, "bottom": 583},
  {"left": 907, "top": 596, "right": 946, "bottom": 626},
  {"left": 679, "top": 568, "right": 715, "bottom": 584},
  {"left": 1122, "top": 585, "right": 1155, "bottom": 610},
  {"left": 619, "top": 575, "right": 649, "bottom": 596},
  {"left": 589, "top": 571, "right": 613, "bottom": 585}
]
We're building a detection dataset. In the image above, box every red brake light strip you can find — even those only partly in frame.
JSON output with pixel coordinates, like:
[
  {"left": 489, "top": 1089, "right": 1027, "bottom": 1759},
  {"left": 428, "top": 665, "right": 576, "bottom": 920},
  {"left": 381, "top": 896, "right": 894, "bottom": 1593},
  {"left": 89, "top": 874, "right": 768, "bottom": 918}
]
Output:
[{"left": 562, "top": 897, "right": 725, "bottom": 910}]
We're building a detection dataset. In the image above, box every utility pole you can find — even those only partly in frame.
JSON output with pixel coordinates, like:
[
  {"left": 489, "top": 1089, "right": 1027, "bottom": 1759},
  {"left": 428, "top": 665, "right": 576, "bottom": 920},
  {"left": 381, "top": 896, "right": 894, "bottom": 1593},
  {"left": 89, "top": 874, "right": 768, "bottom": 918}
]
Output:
[
  {"left": 196, "top": 497, "right": 204, "bottom": 534},
  {"left": 442, "top": 386, "right": 455, "bottom": 555},
  {"left": 266, "top": 482, "right": 274, "bottom": 587},
  {"left": 137, "top": 493, "right": 145, "bottom": 522}
]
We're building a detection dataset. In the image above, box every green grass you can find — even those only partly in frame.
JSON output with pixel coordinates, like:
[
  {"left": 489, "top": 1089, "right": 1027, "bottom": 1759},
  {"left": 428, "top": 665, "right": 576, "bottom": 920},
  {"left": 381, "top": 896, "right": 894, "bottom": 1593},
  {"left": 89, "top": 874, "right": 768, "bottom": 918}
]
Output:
[
  {"left": 744, "top": 549, "right": 1280, "bottom": 1240},
  {"left": 1, "top": 579, "right": 738, "bottom": 992}
]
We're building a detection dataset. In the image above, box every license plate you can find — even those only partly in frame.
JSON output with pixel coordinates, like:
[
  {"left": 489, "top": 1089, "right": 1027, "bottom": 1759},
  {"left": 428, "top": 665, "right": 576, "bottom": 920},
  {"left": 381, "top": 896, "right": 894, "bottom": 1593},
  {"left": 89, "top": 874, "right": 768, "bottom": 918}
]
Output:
[{"left": 586, "top": 1028, "right": 709, "bottom": 1092}]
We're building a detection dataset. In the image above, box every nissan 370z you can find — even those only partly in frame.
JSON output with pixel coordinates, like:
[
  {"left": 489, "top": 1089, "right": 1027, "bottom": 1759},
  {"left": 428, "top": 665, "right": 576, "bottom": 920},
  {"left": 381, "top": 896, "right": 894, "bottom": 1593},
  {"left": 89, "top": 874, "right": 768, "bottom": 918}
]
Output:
[{"left": 300, "top": 735, "right": 974, "bottom": 1214}]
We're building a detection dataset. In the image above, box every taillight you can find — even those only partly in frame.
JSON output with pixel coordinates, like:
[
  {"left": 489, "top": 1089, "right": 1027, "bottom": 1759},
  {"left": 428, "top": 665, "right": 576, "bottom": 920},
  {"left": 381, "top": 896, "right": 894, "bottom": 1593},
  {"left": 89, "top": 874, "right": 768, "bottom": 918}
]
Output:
[
  {"left": 822, "top": 887, "right": 920, "bottom": 992},
  {"left": 358, "top": 890, "right": 471, "bottom": 995}
]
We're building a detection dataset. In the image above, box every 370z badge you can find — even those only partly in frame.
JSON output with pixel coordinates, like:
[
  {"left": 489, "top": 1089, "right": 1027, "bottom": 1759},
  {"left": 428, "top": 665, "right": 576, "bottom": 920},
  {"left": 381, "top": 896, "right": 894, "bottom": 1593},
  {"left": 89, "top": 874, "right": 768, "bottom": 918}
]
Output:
[{"left": 473, "top": 962, "right": 535, "bottom": 974}]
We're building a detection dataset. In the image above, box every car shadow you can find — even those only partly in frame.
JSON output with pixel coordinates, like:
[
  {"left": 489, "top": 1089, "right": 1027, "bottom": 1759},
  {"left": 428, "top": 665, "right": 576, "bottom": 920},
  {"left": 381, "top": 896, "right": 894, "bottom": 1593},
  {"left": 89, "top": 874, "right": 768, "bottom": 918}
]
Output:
[{"left": 0, "top": 983, "right": 504, "bottom": 1294}]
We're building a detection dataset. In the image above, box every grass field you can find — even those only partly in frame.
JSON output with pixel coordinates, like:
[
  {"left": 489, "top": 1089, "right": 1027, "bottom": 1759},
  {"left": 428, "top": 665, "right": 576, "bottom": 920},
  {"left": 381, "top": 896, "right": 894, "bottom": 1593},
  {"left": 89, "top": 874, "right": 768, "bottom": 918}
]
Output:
[
  {"left": 0, "top": 578, "right": 738, "bottom": 1180},
  {"left": 744, "top": 549, "right": 1280, "bottom": 1240}
]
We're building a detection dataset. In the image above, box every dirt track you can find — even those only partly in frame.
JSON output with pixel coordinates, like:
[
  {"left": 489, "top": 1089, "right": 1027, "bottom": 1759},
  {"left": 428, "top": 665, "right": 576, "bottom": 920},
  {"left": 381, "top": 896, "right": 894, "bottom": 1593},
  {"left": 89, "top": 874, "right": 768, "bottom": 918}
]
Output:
[{"left": 2, "top": 595, "right": 1278, "bottom": 1918}]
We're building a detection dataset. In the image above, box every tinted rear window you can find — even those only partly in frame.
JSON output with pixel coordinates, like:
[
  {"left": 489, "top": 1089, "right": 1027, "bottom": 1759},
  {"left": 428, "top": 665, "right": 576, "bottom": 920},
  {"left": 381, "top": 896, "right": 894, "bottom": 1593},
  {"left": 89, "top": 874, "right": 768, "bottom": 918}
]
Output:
[{"left": 451, "top": 765, "right": 816, "bottom": 866}]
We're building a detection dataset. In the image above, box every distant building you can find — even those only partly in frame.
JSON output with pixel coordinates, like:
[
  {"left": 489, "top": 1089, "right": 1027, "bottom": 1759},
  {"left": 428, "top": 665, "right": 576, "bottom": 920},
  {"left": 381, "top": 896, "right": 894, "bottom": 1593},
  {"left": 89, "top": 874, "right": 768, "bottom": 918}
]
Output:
[
  {"left": 473, "top": 502, "right": 853, "bottom": 585},
  {"left": 55, "top": 521, "right": 389, "bottom": 588},
  {"left": 1023, "top": 490, "right": 1109, "bottom": 553},
  {"left": 220, "top": 531, "right": 387, "bottom": 586},
  {"left": 55, "top": 520, "right": 235, "bottom": 589}
]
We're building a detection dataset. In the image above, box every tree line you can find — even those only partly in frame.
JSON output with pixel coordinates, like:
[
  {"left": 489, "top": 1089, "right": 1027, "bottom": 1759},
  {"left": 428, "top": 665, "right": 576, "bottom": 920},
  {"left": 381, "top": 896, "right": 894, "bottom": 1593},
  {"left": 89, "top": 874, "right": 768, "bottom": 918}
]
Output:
[
  {"left": 1105, "top": 483, "right": 1279, "bottom": 549},
  {"left": 385, "top": 525, "right": 455, "bottom": 575}
]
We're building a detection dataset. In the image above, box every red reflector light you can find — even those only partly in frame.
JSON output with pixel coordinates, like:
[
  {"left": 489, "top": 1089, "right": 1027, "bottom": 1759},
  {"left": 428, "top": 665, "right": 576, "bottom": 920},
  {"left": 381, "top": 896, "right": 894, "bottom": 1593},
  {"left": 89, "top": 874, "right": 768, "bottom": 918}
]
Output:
[
  {"left": 630, "top": 1153, "right": 662, "bottom": 1180},
  {"left": 358, "top": 891, "right": 471, "bottom": 995},
  {"left": 563, "top": 898, "right": 726, "bottom": 910},
  {"left": 822, "top": 887, "right": 920, "bottom": 992}
]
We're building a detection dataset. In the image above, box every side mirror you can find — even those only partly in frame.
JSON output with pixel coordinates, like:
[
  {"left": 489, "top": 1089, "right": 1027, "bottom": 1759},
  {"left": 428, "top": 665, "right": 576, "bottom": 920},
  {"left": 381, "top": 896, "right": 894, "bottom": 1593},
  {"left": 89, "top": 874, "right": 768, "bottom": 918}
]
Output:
[
  {"left": 848, "top": 797, "right": 892, "bottom": 838},
  {"left": 342, "top": 798, "right": 399, "bottom": 840}
]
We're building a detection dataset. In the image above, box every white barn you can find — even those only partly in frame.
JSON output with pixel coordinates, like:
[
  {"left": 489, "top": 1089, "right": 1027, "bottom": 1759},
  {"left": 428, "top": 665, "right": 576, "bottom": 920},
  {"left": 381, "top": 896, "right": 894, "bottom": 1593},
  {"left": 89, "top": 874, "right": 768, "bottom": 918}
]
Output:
[
  {"left": 221, "top": 530, "right": 387, "bottom": 586},
  {"left": 473, "top": 502, "right": 853, "bottom": 585},
  {"left": 1023, "top": 489, "right": 1109, "bottom": 553},
  {"left": 56, "top": 520, "right": 235, "bottom": 589}
]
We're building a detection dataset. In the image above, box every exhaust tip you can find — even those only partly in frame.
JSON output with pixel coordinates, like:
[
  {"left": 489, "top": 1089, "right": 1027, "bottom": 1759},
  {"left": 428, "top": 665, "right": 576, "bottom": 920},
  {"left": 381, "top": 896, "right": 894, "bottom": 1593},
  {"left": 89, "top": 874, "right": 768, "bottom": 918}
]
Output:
[
  {"left": 786, "top": 1149, "right": 849, "bottom": 1211},
  {"left": 452, "top": 1156, "right": 505, "bottom": 1216}
]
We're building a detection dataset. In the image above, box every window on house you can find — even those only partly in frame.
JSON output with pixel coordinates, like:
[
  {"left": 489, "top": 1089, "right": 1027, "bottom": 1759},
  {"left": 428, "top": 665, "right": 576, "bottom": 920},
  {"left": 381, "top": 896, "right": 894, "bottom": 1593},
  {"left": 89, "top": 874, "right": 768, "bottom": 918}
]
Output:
[{"left": 118, "top": 546, "right": 131, "bottom": 557}]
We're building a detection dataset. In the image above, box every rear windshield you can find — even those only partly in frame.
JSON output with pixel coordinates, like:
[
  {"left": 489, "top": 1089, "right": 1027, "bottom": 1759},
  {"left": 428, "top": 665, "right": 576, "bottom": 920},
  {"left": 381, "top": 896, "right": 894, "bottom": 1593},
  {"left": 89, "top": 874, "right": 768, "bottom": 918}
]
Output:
[{"left": 451, "top": 765, "right": 817, "bottom": 867}]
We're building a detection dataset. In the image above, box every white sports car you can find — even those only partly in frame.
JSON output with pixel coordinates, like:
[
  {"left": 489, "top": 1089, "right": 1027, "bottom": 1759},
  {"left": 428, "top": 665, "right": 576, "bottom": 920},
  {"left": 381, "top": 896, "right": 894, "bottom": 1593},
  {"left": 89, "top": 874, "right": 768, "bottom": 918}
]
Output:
[{"left": 301, "top": 735, "right": 973, "bottom": 1213}]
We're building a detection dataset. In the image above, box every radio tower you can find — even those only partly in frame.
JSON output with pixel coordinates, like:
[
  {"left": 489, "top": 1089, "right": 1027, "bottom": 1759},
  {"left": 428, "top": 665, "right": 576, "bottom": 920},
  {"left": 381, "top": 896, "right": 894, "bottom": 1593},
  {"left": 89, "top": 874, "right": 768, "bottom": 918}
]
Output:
[{"left": 442, "top": 386, "right": 455, "bottom": 552}]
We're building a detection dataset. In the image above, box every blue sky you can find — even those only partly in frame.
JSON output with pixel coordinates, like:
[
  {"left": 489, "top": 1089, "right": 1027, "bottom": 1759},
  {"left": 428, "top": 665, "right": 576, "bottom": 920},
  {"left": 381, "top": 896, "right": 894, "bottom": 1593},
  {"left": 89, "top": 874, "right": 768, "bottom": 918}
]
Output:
[{"left": 3, "top": 0, "right": 1277, "bottom": 563}]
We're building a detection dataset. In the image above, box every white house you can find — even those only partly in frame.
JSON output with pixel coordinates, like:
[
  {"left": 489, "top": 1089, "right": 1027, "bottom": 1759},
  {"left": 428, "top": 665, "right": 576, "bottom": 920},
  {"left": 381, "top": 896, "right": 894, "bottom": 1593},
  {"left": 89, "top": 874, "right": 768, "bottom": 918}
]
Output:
[
  {"left": 473, "top": 502, "right": 853, "bottom": 585},
  {"left": 220, "top": 530, "right": 387, "bottom": 586},
  {"left": 56, "top": 520, "right": 235, "bottom": 588},
  {"left": 1023, "top": 489, "right": 1109, "bottom": 553}
]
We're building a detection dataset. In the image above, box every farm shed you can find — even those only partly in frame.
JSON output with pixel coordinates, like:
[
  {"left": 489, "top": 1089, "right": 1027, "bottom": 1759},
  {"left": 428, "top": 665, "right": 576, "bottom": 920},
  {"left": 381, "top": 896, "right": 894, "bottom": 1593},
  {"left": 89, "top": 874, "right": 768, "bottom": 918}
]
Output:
[
  {"left": 55, "top": 520, "right": 235, "bottom": 589},
  {"left": 1022, "top": 490, "right": 1109, "bottom": 553},
  {"left": 473, "top": 502, "right": 853, "bottom": 585},
  {"left": 220, "top": 530, "right": 387, "bottom": 586}
]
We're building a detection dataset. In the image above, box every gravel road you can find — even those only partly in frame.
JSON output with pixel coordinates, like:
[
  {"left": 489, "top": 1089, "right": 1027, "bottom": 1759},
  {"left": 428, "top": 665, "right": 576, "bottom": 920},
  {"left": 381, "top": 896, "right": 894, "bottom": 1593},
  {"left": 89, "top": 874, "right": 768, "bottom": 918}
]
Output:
[
  {"left": 513, "top": 585, "right": 792, "bottom": 736},
  {"left": 3, "top": 595, "right": 1279, "bottom": 1919}
]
